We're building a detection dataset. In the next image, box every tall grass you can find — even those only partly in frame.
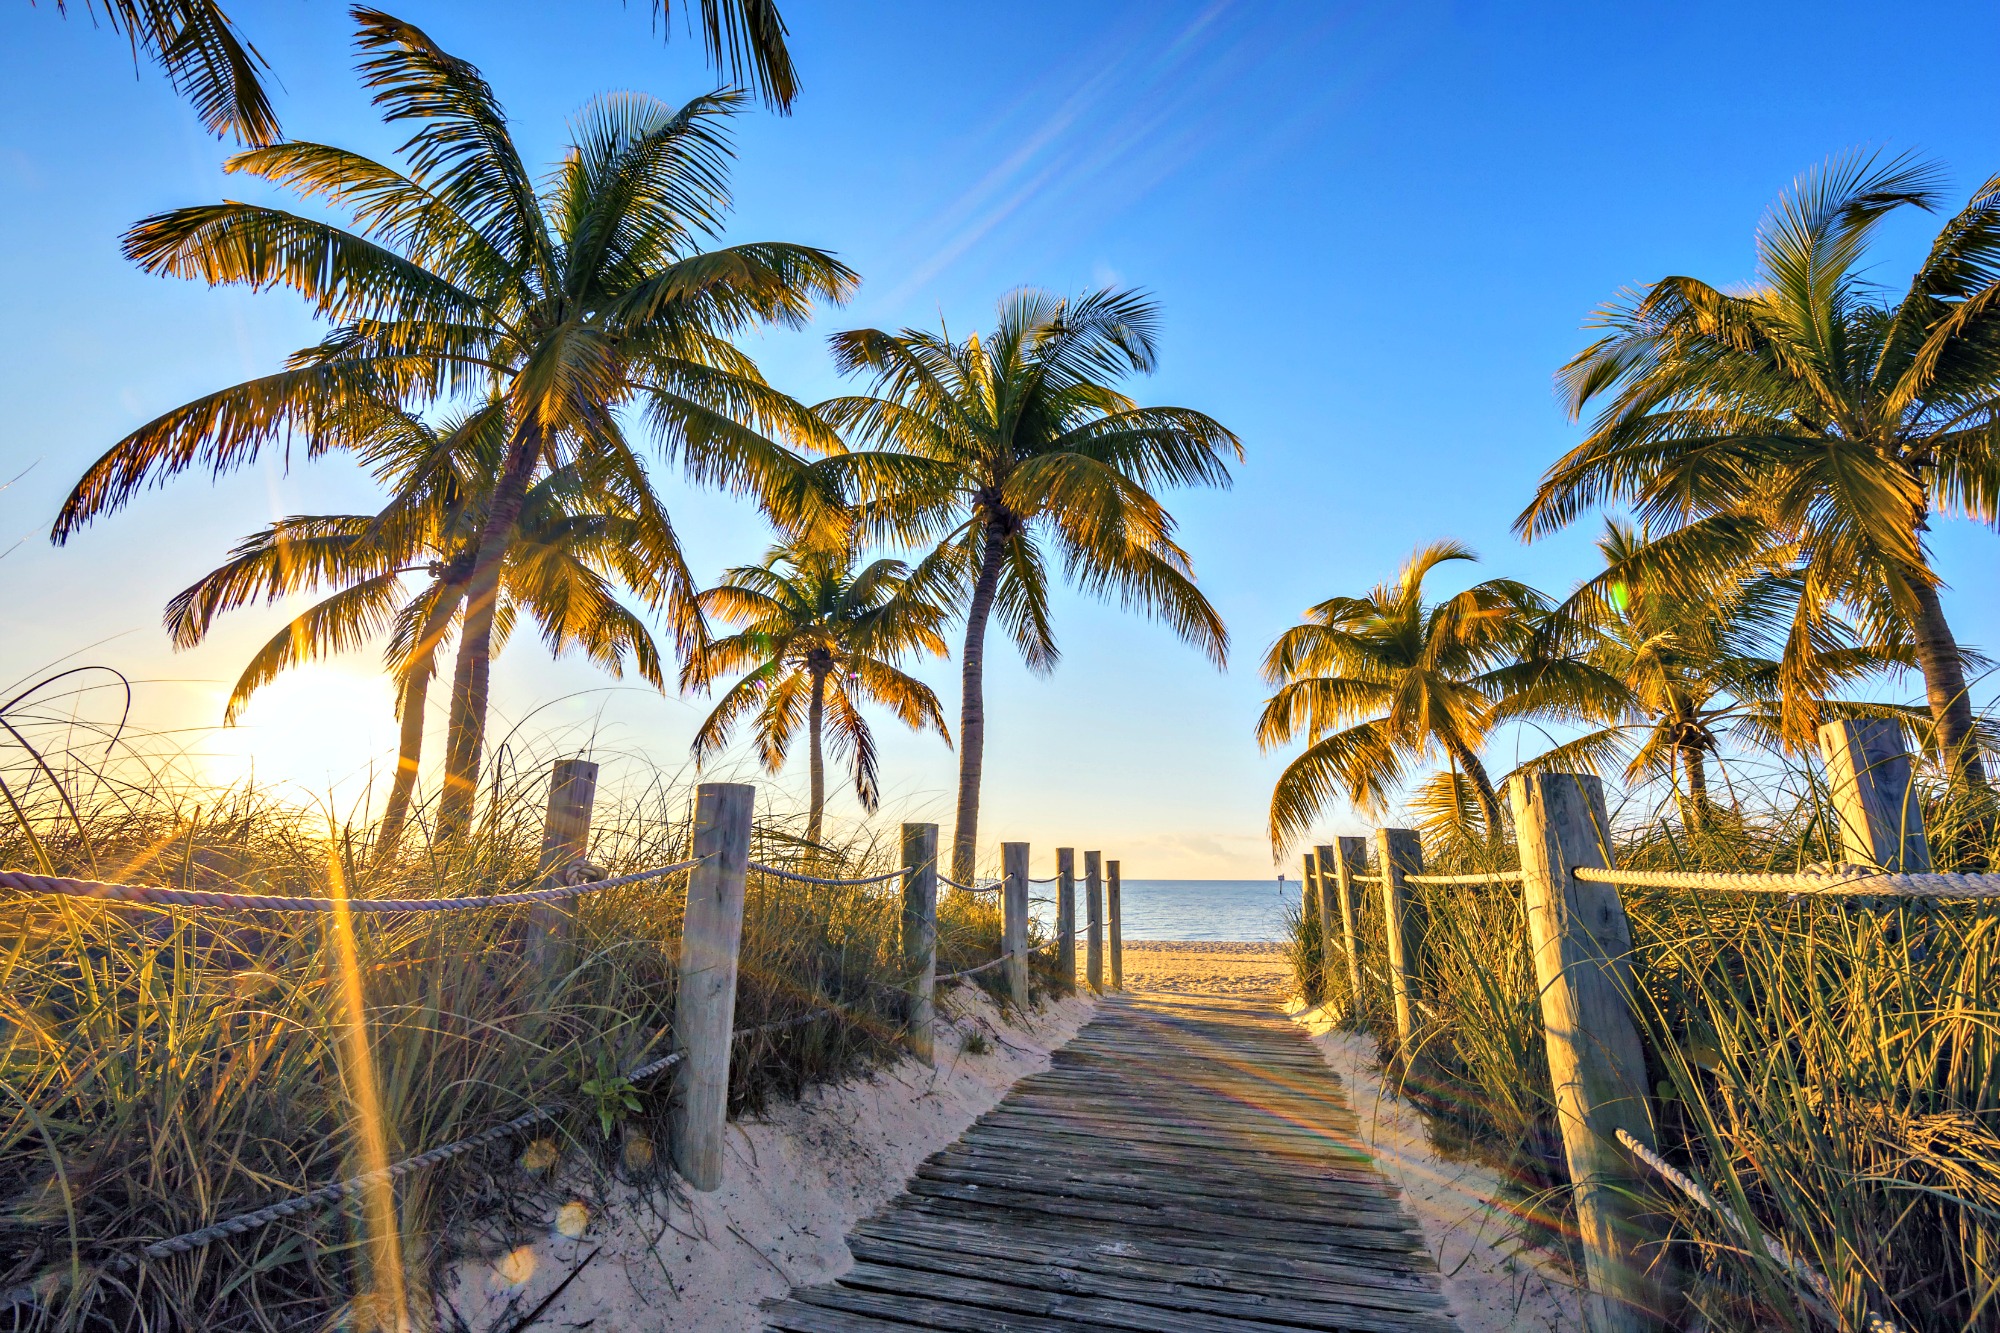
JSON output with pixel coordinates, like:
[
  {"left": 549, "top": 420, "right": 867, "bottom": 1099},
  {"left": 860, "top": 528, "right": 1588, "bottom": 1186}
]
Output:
[
  {"left": 1294, "top": 764, "right": 2000, "bottom": 1333},
  {"left": 0, "top": 700, "right": 1016, "bottom": 1333}
]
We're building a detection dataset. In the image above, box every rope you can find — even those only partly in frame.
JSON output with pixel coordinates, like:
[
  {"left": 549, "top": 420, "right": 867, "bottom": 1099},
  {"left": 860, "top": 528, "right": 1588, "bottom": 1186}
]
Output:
[
  {"left": 937, "top": 874, "right": 1002, "bottom": 893},
  {"left": 936, "top": 955, "right": 1009, "bottom": 983},
  {"left": 1616, "top": 1130, "right": 1901, "bottom": 1333},
  {"left": 1575, "top": 866, "right": 2000, "bottom": 899},
  {"left": 0, "top": 858, "right": 704, "bottom": 913},
  {"left": 746, "top": 862, "right": 903, "bottom": 888},
  {"left": 1351, "top": 874, "right": 1383, "bottom": 884},
  {"left": 1404, "top": 871, "right": 1524, "bottom": 886}
]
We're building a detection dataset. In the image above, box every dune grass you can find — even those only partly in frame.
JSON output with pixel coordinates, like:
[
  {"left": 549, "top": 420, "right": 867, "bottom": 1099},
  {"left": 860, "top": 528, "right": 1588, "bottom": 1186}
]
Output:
[
  {"left": 1290, "top": 767, "right": 2000, "bottom": 1333},
  {"left": 0, "top": 704, "right": 1018, "bottom": 1333}
]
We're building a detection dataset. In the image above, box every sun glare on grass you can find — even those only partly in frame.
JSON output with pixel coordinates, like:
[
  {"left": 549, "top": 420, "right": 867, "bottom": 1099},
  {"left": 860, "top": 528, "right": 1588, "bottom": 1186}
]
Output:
[{"left": 201, "top": 664, "right": 402, "bottom": 811}]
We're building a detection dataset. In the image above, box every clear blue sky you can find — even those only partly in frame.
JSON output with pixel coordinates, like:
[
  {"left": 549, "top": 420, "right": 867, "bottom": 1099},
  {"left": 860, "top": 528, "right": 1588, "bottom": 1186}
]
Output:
[{"left": 3, "top": 1, "right": 1997, "bottom": 876}]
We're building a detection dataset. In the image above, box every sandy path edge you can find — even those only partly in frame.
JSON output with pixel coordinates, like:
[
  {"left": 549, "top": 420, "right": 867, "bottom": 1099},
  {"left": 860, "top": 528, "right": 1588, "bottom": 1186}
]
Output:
[
  {"left": 441, "top": 989, "right": 1095, "bottom": 1332},
  {"left": 1286, "top": 998, "right": 1587, "bottom": 1333}
]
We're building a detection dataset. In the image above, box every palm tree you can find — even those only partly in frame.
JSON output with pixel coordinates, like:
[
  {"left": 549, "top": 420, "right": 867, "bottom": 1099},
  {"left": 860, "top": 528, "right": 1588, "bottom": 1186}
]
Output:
[
  {"left": 52, "top": 9, "right": 854, "bottom": 834},
  {"left": 1517, "top": 152, "right": 2000, "bottom": 792},
  {"left": 166, "top": 410, "right": 674, "bottom": 857},
  {"left": 51, "top": 0, "right": 798, "bottom": 145},
  {"left": 687, "top": 541, "right": 951, "bottom": 845},
  {"left": 816, "top": 288, "right": 1239, "bottom": 882},
  {"left": 1257, "top": 542, "right": 1571, "bottom": 851},
  {"left": 1542, "top": 521, "right": 1908, "bottom": 830}
]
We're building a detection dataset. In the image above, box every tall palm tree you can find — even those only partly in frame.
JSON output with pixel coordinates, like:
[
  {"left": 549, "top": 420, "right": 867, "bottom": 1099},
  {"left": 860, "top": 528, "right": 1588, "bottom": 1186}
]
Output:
[
  {"left": 1257, "top": 542, "right": 1571, "bottom": 851},
  {"left": 1517, "top": 152, "right": 2000, "bottom": 791},
  {"left": 1543, "top": 521, "right": 1908, "bottom": 830},
  {"left": 817, "top": 288, "right": 1239, "bottom": 882},
  {"left": 52, "top": 9, "right": 854, "bottom": 834},
  {"left": 687, "top": 541, "right": 951, "bottom": 845},
  {"left": 165, "top": 408, "right": 674, "bottom": 857},
  {"left": 51, "top": 0, "right": 798, "bottom": 146}
]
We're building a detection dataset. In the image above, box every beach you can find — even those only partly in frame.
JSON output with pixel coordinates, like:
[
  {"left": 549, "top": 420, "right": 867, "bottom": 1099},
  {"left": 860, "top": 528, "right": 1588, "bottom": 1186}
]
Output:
[{"left": 1106, "top": 938, "right": 1293, "bottom": 997}]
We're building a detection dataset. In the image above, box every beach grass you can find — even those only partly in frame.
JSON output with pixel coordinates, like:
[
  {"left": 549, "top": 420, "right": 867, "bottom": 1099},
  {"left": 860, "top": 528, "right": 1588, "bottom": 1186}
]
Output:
[
  {"left": 0, "top": 714, "right": 1016, "bottom": 1332},
  {"left": 1291, "top": 765, "right": 2000, "bottom": 1333}
]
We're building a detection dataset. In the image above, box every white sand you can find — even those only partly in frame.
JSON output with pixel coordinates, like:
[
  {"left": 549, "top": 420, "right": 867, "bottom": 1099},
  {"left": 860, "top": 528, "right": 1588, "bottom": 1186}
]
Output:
[
  {"left": 1288, "top": 998, "right": 1587, "bottom": 1333},
  {"left": 1103, "top": 939, "right": 1292, "bottom": 997},
  {"left": 443, "top": 989, "right": 1094, "bottom": 1333}
]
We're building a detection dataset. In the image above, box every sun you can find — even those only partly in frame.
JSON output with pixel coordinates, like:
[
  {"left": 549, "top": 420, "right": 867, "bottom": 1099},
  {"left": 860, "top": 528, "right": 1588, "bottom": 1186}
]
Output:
[{"left": 201, "top": 664, "right": 404, "bottom": 813}]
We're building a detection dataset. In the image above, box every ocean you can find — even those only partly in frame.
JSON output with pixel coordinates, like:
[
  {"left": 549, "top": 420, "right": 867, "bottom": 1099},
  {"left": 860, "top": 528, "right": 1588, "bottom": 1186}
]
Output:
[{"left": 1029, "top": 879, "right": 1303, "bottom": 943}]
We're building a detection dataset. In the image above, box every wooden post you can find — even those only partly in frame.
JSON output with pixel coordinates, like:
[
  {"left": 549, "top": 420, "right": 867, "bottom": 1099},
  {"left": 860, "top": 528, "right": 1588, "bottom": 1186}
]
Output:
[
  {"left": 1310, "top": 844, "right": 1338, "bottom": 1011},
  {"left": 1055, "top": 848, "right": 1077, "bottom": 995},
  {"left": 901, "top": 823, "right": 939, "bottom": 1063},
  {"left": 1084, "top": 851, "right": 1104, "bottom": 993},
  {"left": 1818, "top": 718, "right": 1930, "bottom": 871},
  {"left": 1330, "top": 838, "right": 1367, "bottom": 1018},
  {"left": 1301, "top": 853, "right": 1324, "bottom": 1002},
  {"left": 1508, "top": 772, "right": 1664, "bottom": 1333},
  {"left": 671, "top": 782, "right": 753, "bottom": 1192},
  {"left": 530, "top": 758, "right": 598, "bottom": 975},
  {"left": 1374, "top": 828, "right": 1424, "bottom": 1048},
  {"left": 1107, "top": 860, "right": 1123, "bottom": 991},
  {"left": 1002, "top": 842, "right": 1030, "bottom": 1007}
]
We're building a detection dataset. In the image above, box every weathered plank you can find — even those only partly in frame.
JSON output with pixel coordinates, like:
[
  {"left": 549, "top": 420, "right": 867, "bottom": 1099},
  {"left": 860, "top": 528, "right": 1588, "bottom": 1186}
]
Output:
[{"left": 764, "top": 991, "right": 1458, "bottom": 1331}]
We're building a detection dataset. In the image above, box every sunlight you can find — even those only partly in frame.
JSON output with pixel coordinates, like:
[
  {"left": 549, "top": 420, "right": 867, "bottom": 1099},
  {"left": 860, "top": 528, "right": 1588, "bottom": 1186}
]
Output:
[{"left": 200, "top": 664, "right": 403, "bottom": 811}]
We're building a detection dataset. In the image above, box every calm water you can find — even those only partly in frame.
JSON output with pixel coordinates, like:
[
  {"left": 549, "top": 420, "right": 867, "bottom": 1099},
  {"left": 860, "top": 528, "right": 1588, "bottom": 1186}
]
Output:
[{"left": 1030, "top": 879, "right": 1301, "bottom": 943}]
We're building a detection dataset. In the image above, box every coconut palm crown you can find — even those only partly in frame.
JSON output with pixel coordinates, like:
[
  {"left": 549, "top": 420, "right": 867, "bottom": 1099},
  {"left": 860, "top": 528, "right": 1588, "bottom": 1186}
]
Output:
[
  {"left": 51, "top": 8, "right": 856, "bottom": 833},
  {"left": 1518, "top": 151, "right": 2000, "bottom": 790},
  {"left": 818, "top": 287, "right": 1239, "bottom": 882},
  {"left": 688, "top": 541, "right": 951, "bottom": 845},
  {"left": 1258, "top": 541, "right": 1572, "bottom": 851},
  {"left": 1538, "top": 520, "right": 1910, "bottom": 830},
  {"left": 54, "top": 0, "right": 799, "bottom": 147},
  {"left": 166, "top": 400, "right": 674, "bottom": 856}
]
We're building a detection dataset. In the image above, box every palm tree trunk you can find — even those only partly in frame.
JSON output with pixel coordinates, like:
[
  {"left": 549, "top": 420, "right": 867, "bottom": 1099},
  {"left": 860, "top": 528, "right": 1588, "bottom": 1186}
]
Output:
[
  {"left": 1442, "top": 735, "right": 1503, "bottom": 836},
  {"left": 806, "top": 666, "right": 827, "bottom": 846},
  {"left": 1681, "top": 743, "right": 1711, "bottom": 831},
  {"left": 375, "top": 669, "right": 432, "bottom": 860},
  {"left": 374, "top": 584, "right": 464, "bottom": 862},
  {"left": 438, "top": 427, "right": 542, "bottom": 837},
  {"left": 952, "top": 527, "right": 1009, "bottom": 885},
  {"left": 1907, "top": 573, "right": 1990, "bottom": 791}
]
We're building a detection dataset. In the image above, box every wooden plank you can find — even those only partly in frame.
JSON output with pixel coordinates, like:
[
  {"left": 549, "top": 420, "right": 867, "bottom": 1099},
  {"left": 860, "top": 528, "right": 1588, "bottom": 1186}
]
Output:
[
  {"left": 850, "top": 1214, "right": 1449, "bottom": 1303},
  {"left": 763, "top": 991, "right": 1458, "bottom": 1331},
  {"left": 845, "top": 1240, "right": 1455, "bottom": 1333}
]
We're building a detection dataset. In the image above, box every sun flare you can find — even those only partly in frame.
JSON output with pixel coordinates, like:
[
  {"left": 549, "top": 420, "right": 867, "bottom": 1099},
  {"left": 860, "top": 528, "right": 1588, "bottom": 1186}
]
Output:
[{"left": 200, "top": 664, "right": 403, "bottom": 810}]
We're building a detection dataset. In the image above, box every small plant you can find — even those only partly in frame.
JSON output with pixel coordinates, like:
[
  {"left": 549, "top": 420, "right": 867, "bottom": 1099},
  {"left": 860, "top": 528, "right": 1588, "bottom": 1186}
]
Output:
[
  {"left": 960, "top": 1030, "right": 991, "bottom": 1056},
  {"left": 580, "top": 1056, "right": 642, "bottom": 1139}
]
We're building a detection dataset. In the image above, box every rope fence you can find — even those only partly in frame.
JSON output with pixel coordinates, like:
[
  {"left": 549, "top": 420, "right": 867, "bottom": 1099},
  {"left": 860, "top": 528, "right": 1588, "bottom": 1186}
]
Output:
[
  {"left": 1307, "top": 727, "right": 1973, "bottom": 1329},
  {"left": 937, "top": 873, "right": 1003, "bottom": 893},
  {"left": 0, "top": 859, "right": 706, "bottom": 913},
  {"left": 746, "top": 862, "right": 906, "bottom": 888},
  {"left": 1574, "top": 865, "right": 2000, "bottom": 898},
  {"left": 0, "top": 768, "right": 1124, "bottom": 1321}
]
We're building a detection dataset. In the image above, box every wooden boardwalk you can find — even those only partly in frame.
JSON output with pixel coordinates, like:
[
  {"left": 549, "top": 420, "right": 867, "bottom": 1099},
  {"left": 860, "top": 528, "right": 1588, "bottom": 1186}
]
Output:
[{"left": 763, "top": 991, "right": 1457, "bottom": 1332}]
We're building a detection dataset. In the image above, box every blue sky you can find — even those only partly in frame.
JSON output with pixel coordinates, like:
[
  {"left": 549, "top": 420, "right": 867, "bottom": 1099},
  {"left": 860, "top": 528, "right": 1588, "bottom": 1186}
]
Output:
[{"left": 3, "top": 1, "right": 1998, "bottom": 876}]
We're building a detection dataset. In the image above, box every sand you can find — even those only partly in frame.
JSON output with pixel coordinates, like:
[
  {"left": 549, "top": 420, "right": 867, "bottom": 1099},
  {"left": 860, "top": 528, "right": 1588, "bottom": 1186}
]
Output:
[
  {"left": 1111, "top": 938, "right": 1292, "bottom": 997},
  {"left": 442, "top": 988, "right": 1094, "bottom": 1332}
]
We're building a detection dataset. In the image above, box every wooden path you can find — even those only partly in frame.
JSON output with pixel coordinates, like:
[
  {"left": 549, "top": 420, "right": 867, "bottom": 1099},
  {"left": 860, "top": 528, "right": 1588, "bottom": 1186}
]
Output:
[{"left": 763, "top": 991, "right": 1457, "bottom": 1332}]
